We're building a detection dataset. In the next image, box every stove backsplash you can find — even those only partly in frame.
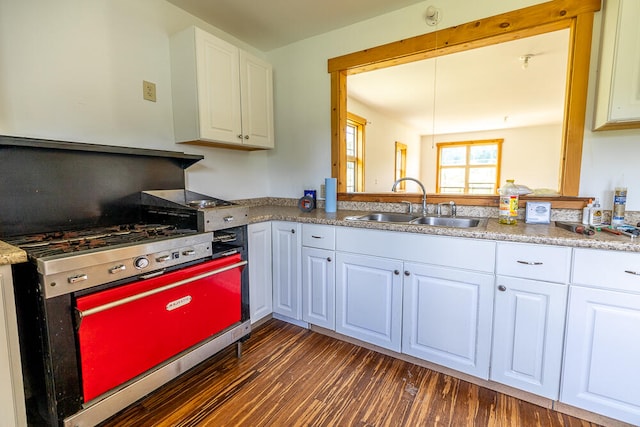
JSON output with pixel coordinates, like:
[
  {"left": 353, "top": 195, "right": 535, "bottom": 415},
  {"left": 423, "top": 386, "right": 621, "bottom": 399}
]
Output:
[{"left": 0, "top": 135, "right": 203, "bottom": 237}]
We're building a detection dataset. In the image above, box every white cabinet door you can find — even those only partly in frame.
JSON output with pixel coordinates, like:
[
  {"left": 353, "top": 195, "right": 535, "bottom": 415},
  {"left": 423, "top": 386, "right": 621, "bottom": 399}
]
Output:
[
  {"left": 561, "top": 286, "right": 640, "bottom": 425},
  {"left": 195, "top": 29, "right": 243, "bottom": 144},
  {"left": 239, "top": 51, "right": 274, "bottom": 149},
  {"left": 0, "top": 265, "right": 26, "bottom": 427},
  {"left": 170, "top": 27, "right": 274, "bottom": 149},
  {"left": 593, "top": 0, "right": 640, "bottom": 130},
  {"left": 272, "top": 222, "right": 302, "bottom": 319},
  {"left": 336, "top": 253, "right": 402, "bottom": 352},
  {"left": 402, "top": 262, "right": 494, "bottom": 379},
  {"left": 248, "top": 223, "right": 272, "bottom": 324},
  {"left": 302, "top": 247, "right": 335, "bottom": 329},
  {"left": 491, "top": 276, "right": 567, "bottom": 399}
]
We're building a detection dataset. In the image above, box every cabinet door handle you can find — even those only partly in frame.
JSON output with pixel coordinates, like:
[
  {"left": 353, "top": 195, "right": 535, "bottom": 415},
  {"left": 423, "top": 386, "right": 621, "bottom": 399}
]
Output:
[
  {"left": 327, "top": 257, "right": 332, "bottom": 262},
  {"left": 624, "top": 270, "right": 640, "bottom": 276},
  {"left": 394, "top": 270, "right": 400, "bottom": 275},
  {"left": 404, "top": 271, "right": 410, "bottom": 276},
  {"left": 312, "top": 235, "right": 322, "bottom": 239},
  {"left": 516, "top": 260, "right": 543, "bottom": 266},
  {"left": 291, "top": 229, "right": 296, "bottom": 234},
  {"left": 237, "top": 134, "right": 243, "bottom": 139},
  {"left": 498, "top": 285, "right": 507, "bottom": 292},
  {"left": 244, "top": 135, "right": 250, "bottom": 139}
]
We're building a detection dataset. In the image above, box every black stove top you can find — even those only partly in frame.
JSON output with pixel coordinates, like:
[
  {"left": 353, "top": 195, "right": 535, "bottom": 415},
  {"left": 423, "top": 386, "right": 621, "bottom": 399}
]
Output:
[{"left": 5, "top": 224, "right": 199, "bottom": 259}]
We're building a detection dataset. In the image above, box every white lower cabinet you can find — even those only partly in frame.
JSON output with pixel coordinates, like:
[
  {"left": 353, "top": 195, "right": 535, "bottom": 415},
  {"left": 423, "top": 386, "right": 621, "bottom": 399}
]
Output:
[
  {"left": 335, "top": 252, "right": 403, "bottom": 352},
  {"left": 248, "top": 222, "right": 272, "bottom": 324},
  {"left": 302, "top": 247, "right": 335, "bottom": 329},
  {"left": 561, "top": 248, "right": 640, "bottom": 425},
  {"left": 491, "top": 276, "right": 567, "bottom": 399},
  {"left": 301, "top": 224, "right": 336, "bottom": 329},
  {"left": 402, "top": 262, "right": 494, "bottom": 379},
  {"left": 491, "top": 242, "right": 570, "bottom": 399},
  {"left": 271, "top": 221, "right": 302, "bottom": 319},
  {"left": 0, "top": 265, "right": 26, "bottom": 427}
]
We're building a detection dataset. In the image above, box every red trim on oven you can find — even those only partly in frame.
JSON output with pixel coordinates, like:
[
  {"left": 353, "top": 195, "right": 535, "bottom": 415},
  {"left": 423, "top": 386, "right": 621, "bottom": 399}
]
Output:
[{"left": 75, "top": 254, "right": 244, "bottom": 402}]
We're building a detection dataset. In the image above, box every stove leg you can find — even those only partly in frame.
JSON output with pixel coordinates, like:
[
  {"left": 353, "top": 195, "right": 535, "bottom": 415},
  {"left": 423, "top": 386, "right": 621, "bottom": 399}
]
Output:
[{"left": 236, "top": 341, "right": 242, "bottom": 358}]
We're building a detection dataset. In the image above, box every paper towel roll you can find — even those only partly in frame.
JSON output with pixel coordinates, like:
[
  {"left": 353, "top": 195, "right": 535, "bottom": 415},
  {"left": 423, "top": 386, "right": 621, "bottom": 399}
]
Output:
[{"left": 325, "top": 178, "right": 337, "bottom": 213}]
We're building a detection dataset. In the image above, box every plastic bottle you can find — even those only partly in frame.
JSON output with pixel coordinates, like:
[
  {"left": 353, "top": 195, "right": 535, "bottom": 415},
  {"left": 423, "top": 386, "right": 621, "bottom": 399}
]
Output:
[
  {"left": 589, "top": 198, "right": 602, "bottom": 227},
  {"left": 498, "top": 179, "right": 519, "bottom": 225},
  {"left": 582, "top": 199, "right": 592, "bottom": 225},
  {"left": 612, "top": 187, "right": 627, "bottom": 226}
]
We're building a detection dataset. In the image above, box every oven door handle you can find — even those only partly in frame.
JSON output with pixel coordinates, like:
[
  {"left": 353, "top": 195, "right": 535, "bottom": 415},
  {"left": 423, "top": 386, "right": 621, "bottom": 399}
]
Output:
[{"left": 75, "top": 260, "right": 247, "bottom": 321}]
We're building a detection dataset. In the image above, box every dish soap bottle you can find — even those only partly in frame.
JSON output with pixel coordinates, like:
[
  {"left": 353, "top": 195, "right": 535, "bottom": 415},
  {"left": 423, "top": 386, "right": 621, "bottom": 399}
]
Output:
[
  {"left": 589, "top": 198, "right": 602, "bottom": 227},
  {"left": 498, "top": 179, "right": 519, "bottom": 225},
  {"left": 582, "top": 199, "right": 592, "bottom": 225}
]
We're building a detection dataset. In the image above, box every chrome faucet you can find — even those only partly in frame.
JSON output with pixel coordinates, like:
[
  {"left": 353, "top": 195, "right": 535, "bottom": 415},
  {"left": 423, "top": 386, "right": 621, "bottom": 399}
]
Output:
[
  {"left": 437, "top": 201, "right": 457, "bottom": 217},
  {"left": 391, "top": 177, "right": 427, "bottom": 216}
]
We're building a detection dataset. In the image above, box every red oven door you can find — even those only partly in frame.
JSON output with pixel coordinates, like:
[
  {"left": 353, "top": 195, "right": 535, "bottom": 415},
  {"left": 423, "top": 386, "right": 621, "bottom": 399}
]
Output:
[{"left": 75, "top": 253, "right": 245, "bottom": 402}]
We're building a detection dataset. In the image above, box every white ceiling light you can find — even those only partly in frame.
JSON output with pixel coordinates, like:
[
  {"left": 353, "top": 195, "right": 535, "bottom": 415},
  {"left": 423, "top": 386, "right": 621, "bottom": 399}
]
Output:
[{"left": 520, "top": 54, "right": 534, "bottom": 69}]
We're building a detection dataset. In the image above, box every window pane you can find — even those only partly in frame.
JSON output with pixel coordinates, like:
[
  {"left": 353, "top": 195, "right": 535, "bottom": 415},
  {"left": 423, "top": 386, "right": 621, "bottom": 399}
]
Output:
[
  {"left": 468, "top": 167, "right": 496, "bottom": 194},
  {"left": 346, "top": 124, "right": 356, "bottom": 157},
  {"left": 346, "top": 161, "right": 355, "bottom": 192},
  {"left": 440, "top": 168, "right": 465, "bottom": 193},
  {"left": 440, "top": 147, "right": 466, "bottom": 166},
  {"left": 469, "top": 145, "right": 497, "bottom": 165}
]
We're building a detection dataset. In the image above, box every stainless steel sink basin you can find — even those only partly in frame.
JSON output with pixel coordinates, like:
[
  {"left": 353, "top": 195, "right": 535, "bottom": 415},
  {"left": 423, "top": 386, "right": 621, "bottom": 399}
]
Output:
[
  {"left": 350, "top": 212, "right": 419, "bottom": 223},
  {"left": 409, "top": 216, "right": 483, "bottom": 228},
  {"left": 345, "top": 212, "right": 484, "bottom": 228}
]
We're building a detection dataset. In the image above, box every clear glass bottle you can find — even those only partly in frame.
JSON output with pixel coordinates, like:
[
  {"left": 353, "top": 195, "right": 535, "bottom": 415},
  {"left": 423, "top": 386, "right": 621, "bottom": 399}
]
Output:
[{"left": 498, "top": 179, "right": 519, "bottom": 225}]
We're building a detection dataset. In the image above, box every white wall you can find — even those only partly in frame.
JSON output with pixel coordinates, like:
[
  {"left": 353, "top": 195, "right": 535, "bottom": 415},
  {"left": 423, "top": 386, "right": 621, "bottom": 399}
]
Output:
[
  {"left": 2, "top": 0, "right": 639, "bottom": 209},
  {"left": 420, "top": 124, "right": 562, "bottom": 193},
  {"left": 0, "top": 0, "right": 270, "bottom": 200},
  {"left": 267, "top": 0, "right": 640, "bottom": 210},
  {"left": 347, "top": 97, "right": 421, "bottom": 193}
]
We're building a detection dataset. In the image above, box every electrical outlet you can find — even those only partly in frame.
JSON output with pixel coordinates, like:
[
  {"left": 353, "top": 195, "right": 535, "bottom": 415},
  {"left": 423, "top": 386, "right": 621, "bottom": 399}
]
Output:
[
  {"left": 320, "top": 184, "right": 326, "bottom": 199},
  {"left": 143, "top": 80, "right": 156, "bottom": 102}
]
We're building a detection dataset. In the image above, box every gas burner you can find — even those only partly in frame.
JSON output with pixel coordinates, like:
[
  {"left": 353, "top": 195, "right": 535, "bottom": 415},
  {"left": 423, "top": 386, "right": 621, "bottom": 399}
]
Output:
[{"left": 5, "top": 224, "right": 199, "bottom": 259}]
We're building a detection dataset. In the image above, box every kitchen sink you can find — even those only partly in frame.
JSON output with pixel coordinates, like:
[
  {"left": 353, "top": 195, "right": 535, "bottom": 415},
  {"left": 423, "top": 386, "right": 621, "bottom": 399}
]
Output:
[
  {"left": 409, "top": 216, "right": 483, "bottom": 228},
  {"left": 350, "top": 212, "right": 419, "bottom": 223},
  {"left": 345, "top": 212, "right": 484, "bottom": 228}
]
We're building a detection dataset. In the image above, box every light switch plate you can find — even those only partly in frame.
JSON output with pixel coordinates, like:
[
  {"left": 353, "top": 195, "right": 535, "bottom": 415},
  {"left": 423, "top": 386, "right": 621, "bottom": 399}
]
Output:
[{"left": 143, "top": 80, "right": 156, "bottom": 102}]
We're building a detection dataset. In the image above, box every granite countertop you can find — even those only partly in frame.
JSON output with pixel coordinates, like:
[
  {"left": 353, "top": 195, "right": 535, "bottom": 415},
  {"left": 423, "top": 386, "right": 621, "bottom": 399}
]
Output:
[
  {"left": 248, "top": 205, "right": 640, "bottom": 253},
  {"left": 0, "top": 240, "right": 27, "bottom": 266},
  {"left": 3, "top": 204, "right": 639, "bottom": 266}
]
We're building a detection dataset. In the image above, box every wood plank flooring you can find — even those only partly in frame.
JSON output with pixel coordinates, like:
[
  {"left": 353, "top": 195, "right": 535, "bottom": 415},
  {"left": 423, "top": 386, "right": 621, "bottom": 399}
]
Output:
[{"left": 101, "top": 319, "right": 601, "bottom": 426}]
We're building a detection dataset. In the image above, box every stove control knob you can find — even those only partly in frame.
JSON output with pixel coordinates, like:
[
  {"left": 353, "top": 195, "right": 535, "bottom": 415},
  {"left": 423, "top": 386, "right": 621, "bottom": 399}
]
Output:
[
  {"left": 109, "top": 264, "right": 127, "bottom": 274},
  {"left": 134, "top": 256, "right": 150, "bottom": 269},
  {"left": 156, "top": 254, "right": 171, "bottom": 263}
]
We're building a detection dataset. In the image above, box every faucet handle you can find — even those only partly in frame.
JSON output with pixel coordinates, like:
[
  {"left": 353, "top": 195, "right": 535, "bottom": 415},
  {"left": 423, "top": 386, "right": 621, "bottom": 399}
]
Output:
[{"left": 401, "top": 201, "right": 413, "bottom": 214}]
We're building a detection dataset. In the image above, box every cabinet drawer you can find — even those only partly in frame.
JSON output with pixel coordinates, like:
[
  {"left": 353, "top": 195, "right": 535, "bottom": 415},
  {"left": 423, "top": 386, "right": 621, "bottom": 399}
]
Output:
[
  {"left": 496, "top": 242, "right": 570, "bottom": 283},
  {"left": 302, "top": 224, "right": 335, "bottom": 250},
  {"left": 573, "top": 248, "right": 640, "bottom": 292}
]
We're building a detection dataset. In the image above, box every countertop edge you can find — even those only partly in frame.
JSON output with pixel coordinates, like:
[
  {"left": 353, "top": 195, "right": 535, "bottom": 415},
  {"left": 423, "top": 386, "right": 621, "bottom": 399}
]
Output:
[{"left": 247, "top": 206, "right": 640, "bottom": 253}]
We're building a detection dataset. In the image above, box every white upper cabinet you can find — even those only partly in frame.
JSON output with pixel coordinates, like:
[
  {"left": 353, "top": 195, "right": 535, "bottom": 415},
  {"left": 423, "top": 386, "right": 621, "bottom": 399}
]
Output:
[
  {"left": 170, "top": 27, "right": 274, "bottom": 149},
  {"left": 593, "top": 0, "right": 640, "bottom": 130}
]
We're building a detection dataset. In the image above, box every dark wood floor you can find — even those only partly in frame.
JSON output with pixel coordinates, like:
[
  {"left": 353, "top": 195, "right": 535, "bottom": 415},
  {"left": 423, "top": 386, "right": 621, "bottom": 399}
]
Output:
[{"left": 101, "top": 319, "right": 601, "bottom": 426}]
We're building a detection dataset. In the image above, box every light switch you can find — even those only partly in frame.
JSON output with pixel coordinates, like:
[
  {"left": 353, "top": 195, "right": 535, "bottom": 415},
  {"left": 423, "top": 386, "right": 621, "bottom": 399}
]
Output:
[{"left": 143, "top": 80, "right": 156, "bottom": 102}]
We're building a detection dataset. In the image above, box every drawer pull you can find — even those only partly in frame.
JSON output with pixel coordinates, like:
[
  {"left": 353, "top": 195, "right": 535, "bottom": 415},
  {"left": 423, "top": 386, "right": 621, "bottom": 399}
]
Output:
[
  {"left": 312, "top": 235, "right": 323, "bottom": 239},
  {"left": 624, "top": 270, "right": 640, "bottom": 276},
  {"left": 498, "top": 285, "right": 507, "bottom": 292},
  {"left": 516, "top": 260, "right": 543, "bottom": 266}
]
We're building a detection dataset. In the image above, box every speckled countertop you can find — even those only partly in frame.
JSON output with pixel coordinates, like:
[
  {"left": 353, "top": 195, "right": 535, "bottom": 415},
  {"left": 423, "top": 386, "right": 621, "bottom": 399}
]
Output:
[
  {"left": 247, "top": 204, "right": 640, "bottom": 253},
  {"left": 0, "top": 240, "right": 27, "bottom": 266},
  {"left": 2, "top": 201, "right": 639, "bottom": 266}
]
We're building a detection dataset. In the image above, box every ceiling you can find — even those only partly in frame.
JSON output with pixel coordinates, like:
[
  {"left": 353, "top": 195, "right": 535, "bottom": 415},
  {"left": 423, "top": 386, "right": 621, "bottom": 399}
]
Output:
[
  {"left": 348, "top": 29, "right": 570, "bottom": 135},
  {"left": 167, "top": 0, "right": 426, "bottom": 51}
]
